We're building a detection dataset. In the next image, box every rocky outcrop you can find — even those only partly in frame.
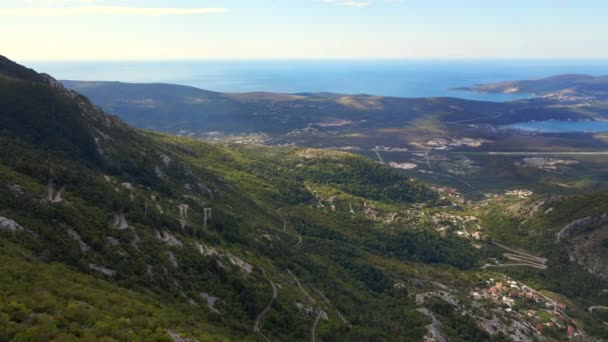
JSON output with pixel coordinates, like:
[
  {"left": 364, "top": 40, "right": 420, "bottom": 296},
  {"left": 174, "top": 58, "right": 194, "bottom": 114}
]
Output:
[
  {"left": 156, "top": 230, "right": 183, "bottom": 247},
  {"left": 557, "top": 213, "right": 608, "bottom": 242},
  {"left": 478, "top": 314, "right": 535, "bottom": 342},
  {"left": 226, "top": 253, "right": 253, "bottom": 273},
  {"left": 194, "top": 241, "right": 252, "bottom": 273},
  {"left": 195, "top": 242, "right": 219, "bottom": 257},
  {"left": 568, "top": 226, "right": 608, "bottom": 281},
  {"left": 200, "top": 292, "right": 221, "bottom": 314},
  {"left": 0, "top": 217, "right": 24, "bottom": 232},
  {"left": 167, "top": 251, "right": 179, "bottom": 268},
  {"left": 6, "top": 183, "right": 23, "bottom": 196},
  {"left": 66, "top": 228, "right": 90, "bottom": 252},
  {"left": 166, "top": 330, "right": 199, "bottom": 342},
  {"left": 417, "top": 308, "right": 449, "bottom": 342},
  {"left": 416, "top": 290, "right": 459, "bottom": 306}
]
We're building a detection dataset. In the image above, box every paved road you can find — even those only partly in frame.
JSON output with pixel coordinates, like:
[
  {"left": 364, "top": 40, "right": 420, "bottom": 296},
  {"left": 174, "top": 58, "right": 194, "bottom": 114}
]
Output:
[
  {"left": 486, "top": 151, "right": 608, "bottom": 156},
  {"left": 589, "top": 306, "right": 608, "bottom": 313},
  {"left": 373, "top": 149, "right": 386, "bottom": 164},
  {"left": 490, "top": 241, "right": 547, "bottom": 263},
  {"left": 485, "top": 241, "right": 547, "bottom": 270},
  {"left": 482, "top": 263, "right": 547, "bottom": 270}
]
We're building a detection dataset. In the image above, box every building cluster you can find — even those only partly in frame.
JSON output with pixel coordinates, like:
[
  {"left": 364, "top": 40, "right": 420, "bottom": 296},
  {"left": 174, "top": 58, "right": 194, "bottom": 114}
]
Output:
[
  {"left": 374, "top": 145, "right": 408, "bottom": 152},
  {"left": 472, "top": 278, "right": 578, "bottom": 338},
  {"left": 504, "top": 189, "right": 534, "bottom": 198},
  {"left": 432, "top": 186, "right": 466, "bottom": 204},
  {"left": 423, "top": 137, "right": 490, "bottom": 150},
  {"left": 429, "top": 211, "right": 484, "bottom": 241}
]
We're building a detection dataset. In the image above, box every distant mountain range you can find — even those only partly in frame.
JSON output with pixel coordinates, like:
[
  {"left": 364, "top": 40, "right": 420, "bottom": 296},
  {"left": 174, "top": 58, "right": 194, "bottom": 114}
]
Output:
[{"left": 63, "top": 77, "right": 608, "bottom": 136}]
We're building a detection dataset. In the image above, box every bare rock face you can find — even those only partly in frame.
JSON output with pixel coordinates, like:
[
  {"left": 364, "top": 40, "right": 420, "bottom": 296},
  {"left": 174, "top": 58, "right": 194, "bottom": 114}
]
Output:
[
  {"left": 200, "top": 292, "right": 221, "bottom": 314},
  {"left": 66, "top": 228, "right": 90, "bottom": 252},
  {"left": 557, "top": 213, "right": 608, "bottom": 242},
  {"left": 478, "top": 315, "right": 534, "bottom": 342},
  {"left": 156, "top": 230, "right": 183, "bottom": 247},
  {"left": 166, "top": 330, "right": 199, "bottom": 342},
  {"left": 6, "top": 183, "right": 23, "bottom": 196},
  {"left": 417, "top": 308, "right": 449, "bottom": 342},
  {"left": 0, "top": 217, "right": 24, "bottom": 232},
  {"left": 568, "top": 226, "right": 608, "bottom": 281}
]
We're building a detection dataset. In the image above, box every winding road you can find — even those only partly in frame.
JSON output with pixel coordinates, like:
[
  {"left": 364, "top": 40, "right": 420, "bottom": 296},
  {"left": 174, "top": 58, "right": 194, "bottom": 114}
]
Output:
[
  {"left": 484, "top": 241, "right": 547, "bottom": 270},
  {"left": 253, "top": 267, "right": 278, "bottom": 335},
  {"left": 491, "top": 241, "right": 547, "bottom": 262},
  {"left": 311, "top": 309, "right": 323, "bottom": 342},
  {"left": 177, "top": 204, "right": 191, "bottom": 229},
  {"left": 276, "top": 206, "right": 303, "bottom": 247},
  {"left": 110, "top": 211, "right": 129, "bottom": 230},
  {"left": 277, "top": 207, "right": 288, "bottom": 231},
  {"left": 482, "top": 263, "right": 547, "bottom": 270},
  {"left": 288, "top": 270, "right": 316, "bottom": 303}
]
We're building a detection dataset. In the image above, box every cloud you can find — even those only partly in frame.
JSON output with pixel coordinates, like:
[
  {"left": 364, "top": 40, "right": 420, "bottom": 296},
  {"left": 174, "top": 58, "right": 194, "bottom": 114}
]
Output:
[{"left": 0, "top": 6, "right": 227, "bottom": 16}]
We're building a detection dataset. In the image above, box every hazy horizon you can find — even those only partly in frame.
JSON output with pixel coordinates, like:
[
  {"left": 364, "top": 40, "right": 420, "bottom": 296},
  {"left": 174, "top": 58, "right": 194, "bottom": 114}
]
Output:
[{"left": 25, "top": 59, "right": 608, "bottom": 102}]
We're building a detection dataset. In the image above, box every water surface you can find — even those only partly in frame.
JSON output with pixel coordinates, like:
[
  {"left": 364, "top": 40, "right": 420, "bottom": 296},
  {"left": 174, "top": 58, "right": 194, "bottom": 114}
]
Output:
[
  {"left": 503, "top": 120, "right": 608, "bottom": 133},
  {"left": 23, "top": 59, "right": 608, "bottom": 102}
]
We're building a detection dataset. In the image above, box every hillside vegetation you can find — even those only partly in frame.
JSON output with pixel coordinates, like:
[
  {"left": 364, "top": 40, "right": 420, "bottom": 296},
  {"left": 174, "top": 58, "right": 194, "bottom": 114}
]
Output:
[{"left": 1, "top": 56, "right": 607, "bottom": 341}]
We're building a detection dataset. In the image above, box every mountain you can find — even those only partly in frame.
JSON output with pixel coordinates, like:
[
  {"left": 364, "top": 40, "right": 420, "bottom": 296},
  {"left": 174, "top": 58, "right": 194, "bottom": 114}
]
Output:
[
  {"left": 63, "top": 80, "right": 608, "bottom": 137},
  {"left": 1, "top": 56, "right": 608, "bottom": 341}
]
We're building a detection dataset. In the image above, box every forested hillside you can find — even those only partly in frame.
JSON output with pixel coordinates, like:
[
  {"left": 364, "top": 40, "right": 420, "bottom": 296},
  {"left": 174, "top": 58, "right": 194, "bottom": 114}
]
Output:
[{"left": 1, "top": 56, "right": 607, "bottom": 341}]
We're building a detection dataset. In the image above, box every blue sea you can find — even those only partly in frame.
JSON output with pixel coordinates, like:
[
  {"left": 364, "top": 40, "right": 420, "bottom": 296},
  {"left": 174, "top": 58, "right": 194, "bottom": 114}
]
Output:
[{"left": 25, "top": 59, "right": 608, "bottom": 102}]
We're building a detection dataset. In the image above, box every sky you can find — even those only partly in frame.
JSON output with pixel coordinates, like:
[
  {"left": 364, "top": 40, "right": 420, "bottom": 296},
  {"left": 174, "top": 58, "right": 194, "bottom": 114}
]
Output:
[{"left": 2, "top": 0, "right": 608, "bottom": 60}]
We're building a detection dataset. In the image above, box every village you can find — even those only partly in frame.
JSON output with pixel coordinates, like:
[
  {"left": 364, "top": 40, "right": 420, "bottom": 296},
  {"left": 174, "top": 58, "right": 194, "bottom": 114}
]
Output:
[
  {"left": 471, "top": 277, "right": 579, "bottom": 339},
  {"left": 429, "top": 211, "right": 484, "bottom": 241},
  {"left": 504, "top": 189, "right": 534, "bottom": 199},
  {"left": 515, "top": 157, "right": 579, "bottom": 172}
]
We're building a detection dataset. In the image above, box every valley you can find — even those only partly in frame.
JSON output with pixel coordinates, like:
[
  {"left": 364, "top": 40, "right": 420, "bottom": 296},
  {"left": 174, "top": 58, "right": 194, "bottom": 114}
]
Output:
[
  {"left": 0, "top": 56, "right": 607, "bottom": 341},
  {"left": 63, "top": 75, "right": 608, "bottom": 199}
]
